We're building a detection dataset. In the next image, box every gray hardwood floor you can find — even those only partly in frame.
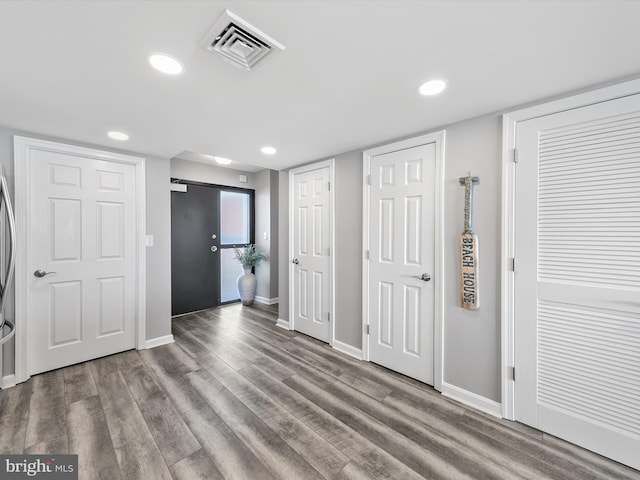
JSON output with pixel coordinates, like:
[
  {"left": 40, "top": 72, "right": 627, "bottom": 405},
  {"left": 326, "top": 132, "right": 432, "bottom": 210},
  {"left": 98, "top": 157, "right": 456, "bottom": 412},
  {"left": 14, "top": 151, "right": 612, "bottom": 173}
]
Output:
[{"left": 2, "top": 303, "right": 639, "bottom": 480}]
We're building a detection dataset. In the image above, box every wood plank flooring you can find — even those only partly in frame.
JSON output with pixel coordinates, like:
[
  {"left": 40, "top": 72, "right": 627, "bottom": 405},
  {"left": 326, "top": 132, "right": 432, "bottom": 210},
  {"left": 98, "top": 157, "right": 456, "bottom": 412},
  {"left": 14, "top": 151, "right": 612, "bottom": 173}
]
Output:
[{"left": 2, "top": 303, "right": 639, "bottom": 480}]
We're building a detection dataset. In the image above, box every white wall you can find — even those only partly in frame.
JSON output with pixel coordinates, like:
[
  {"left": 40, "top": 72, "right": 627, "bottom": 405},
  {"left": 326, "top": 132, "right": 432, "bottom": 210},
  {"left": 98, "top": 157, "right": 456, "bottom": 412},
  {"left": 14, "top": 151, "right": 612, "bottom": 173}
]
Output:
[{"left": 0, "top": 125, "right": 172, "bottom": 378}]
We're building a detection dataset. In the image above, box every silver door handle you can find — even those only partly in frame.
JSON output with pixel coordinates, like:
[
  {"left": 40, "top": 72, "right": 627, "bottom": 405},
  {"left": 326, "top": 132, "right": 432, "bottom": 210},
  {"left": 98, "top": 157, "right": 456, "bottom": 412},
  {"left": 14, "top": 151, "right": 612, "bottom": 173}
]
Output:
[
  {"left": 418, "top": 273, "right": 431, "bottom": 281},
  {"left": 34, "top": 269, "right": 57, "bottom": 278},
  {"left": 292, "top": 258, "right": 299, "bottom": 265},
  {"left": 211, "top": 246, "right": 218, "bottom": 252}
]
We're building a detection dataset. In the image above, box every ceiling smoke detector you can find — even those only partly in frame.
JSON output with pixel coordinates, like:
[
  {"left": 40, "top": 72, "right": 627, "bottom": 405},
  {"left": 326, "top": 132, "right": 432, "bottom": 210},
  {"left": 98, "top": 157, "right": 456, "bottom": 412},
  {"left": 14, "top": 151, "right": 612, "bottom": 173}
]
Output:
[{"left": 203, "top": 9, "right": 285, "bottom": 71}]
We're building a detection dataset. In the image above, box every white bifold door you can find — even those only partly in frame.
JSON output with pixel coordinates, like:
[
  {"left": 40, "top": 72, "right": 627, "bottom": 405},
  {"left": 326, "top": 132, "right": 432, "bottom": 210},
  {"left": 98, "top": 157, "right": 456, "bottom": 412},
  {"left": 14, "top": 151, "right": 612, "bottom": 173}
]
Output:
[
  {"left": 368, "top": 142, "right": 436, "bottom": 385},
  {"left": 514, "top": 94, "right": 640, "bottom": 470},
  {"left": 290, "top": 163, "right": 332, "bottom": 343},
  {"left": 23, "top": 140, "right": 139, "bottom": 375}
]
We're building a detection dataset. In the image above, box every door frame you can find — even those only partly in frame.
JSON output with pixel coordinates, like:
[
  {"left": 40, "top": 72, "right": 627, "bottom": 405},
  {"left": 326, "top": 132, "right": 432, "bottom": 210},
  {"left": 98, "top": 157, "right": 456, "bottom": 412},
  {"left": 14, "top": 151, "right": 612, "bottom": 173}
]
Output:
[
  {"left": 170, "top": 178, "right": 256, "bottom": 311},
  {"left": 13, "top": 136, "right": 146, "bottom": 384},
  {"left": 288, "top": 158, "right": 335, "bottom": 345},
  {"left": 362, "top": 131, "right": 445, "bottom": 391},
  {"left": 501, "top": 77, "right": 640, "bottom": 420}
]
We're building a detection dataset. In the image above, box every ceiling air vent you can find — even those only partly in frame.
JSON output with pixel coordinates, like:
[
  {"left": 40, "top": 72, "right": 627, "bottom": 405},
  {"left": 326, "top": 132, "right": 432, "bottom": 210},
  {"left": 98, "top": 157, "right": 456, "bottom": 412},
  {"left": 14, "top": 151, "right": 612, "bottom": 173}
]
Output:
[{"left": 203, "top": 9, "right": 285, "bottom": 71}]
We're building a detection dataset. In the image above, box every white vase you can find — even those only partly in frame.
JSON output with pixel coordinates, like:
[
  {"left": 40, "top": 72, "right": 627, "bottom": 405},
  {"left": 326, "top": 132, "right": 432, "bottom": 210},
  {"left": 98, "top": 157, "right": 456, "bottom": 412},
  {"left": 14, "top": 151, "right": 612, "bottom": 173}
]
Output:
[{"left": 237, "top": 266, "right": 257, "bottom": 306}]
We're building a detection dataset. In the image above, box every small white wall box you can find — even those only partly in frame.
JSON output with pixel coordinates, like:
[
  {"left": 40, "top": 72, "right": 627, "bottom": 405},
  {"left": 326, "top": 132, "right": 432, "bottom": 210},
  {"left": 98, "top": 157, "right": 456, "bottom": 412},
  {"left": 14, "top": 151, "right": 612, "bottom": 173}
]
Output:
[{"left": 170, "top": 183, "right": 187, "bottom": 192}]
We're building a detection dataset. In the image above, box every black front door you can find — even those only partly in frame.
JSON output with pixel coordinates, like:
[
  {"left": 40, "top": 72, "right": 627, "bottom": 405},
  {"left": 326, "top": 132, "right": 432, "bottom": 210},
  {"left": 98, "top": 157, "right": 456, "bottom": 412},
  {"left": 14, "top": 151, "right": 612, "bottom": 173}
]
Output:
[
  {"left": 171, "top": 184, "right": 220, "bottom": 315},
  {"left": 171, "top": 181, "right": 255, "bottom": 316}
]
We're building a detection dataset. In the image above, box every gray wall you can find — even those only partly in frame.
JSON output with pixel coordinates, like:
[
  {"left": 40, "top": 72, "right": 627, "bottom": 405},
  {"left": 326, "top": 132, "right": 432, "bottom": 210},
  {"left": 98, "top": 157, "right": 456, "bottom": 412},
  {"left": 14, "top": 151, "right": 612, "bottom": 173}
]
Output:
[
  {"left": 0, "top": 125, "right": 172, "bottom": 378},
  {"left": 269, "top": 171, "right": 279, "bottom": 299},
  {"left": 277, "top": 113, "right": 503, "bottom": 403},
  {"left": 442, "top": 115, "right": 501, "bottom": 401},
  {"left": 334, "top": 151, "right": 364, "bottom": 347},
  {"left": 144, "top": 156, "right": 173, "bottom": 341},
  {"left": 277, "top": 171, "right": 289, "bottom": 322},
  {"left": 254, "top": 169, "right": 272, "bottom": 299},
  {"left": 171, "top": 158, "right": 256, "bottom": 189}
]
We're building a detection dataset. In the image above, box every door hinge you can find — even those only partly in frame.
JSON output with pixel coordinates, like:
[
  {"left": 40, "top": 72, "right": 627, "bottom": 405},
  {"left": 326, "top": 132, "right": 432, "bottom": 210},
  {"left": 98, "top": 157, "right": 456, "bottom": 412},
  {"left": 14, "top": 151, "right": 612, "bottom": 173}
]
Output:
[
  {"left": 365, "top": 250, "right": 370, "bottom": 260},
  {"left": 327, "top": 312, "right": 331, "bottom": 322},
  {"left": 365, "top": 324, "right": 370, "bottom": 335},
  {"left": 328, "top": 181, "right": 331, "bottom": 191},
  {"left": 367, "top": 174, "right": 371, "bottom": 185},
  {"left": 509, "top": 366, "right": 516, "bottom": 381},
  {"left": 512, "top": 148, "right": 519, "bottom": 164},
  {"left": 510, "top": 257, "right": 517, "bottom": 272}
]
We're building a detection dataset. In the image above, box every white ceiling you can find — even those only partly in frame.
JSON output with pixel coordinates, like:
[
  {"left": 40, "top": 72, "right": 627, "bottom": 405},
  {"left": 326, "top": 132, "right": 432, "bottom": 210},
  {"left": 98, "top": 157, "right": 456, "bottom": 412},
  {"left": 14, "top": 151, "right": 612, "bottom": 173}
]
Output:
[{"left": 1, "top": 0, "right": 640, "bottom": 171}]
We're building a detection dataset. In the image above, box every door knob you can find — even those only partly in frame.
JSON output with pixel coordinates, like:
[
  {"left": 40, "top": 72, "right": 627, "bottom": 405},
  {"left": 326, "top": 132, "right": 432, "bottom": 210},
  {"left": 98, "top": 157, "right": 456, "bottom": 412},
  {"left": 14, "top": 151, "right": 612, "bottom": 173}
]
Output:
[
  {"left": 34, "top": 269, "right": 56, "bottom": 278},
  {"left": 292, "top": 258, "right": 299, "bottom": 265},
  {"left": 420, "top": 273, "right": 431, "bottom": 282},
  {"left": 211, "top": 246, "right": 218, "bottom": 252}
]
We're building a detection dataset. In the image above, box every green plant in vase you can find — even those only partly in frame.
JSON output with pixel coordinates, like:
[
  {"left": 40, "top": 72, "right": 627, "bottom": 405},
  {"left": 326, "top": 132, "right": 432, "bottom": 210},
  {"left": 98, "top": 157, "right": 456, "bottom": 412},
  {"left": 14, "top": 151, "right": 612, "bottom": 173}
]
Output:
[{"left": 233, "top": 244, "right": 267, "bottom": 305}]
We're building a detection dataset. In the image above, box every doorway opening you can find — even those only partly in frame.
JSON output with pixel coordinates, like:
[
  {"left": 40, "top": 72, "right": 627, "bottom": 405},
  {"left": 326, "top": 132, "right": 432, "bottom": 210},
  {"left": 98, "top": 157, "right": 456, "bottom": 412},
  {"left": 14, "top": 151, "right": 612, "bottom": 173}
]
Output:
[
  {"left": 288, "top": 159, "right": 335, "bottom": 344},
  {"left": 14, "top": 136, "right": 146, "bottom": 382},
  {"left": 171, "top": 179, "right": 255, "bottom": 316},
  {"left": 362, "top": 131, "right": 444, "bottom": 389},
  {"left": 502, "top": 79, "right": 640, "bottom": 470}
]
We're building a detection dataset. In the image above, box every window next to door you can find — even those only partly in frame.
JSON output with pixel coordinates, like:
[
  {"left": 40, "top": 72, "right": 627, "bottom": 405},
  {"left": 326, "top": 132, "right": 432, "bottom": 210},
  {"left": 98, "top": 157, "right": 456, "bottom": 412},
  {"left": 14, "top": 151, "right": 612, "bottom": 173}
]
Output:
[{"left": 220, "top": 190, "right": 253, "bottom": 302}]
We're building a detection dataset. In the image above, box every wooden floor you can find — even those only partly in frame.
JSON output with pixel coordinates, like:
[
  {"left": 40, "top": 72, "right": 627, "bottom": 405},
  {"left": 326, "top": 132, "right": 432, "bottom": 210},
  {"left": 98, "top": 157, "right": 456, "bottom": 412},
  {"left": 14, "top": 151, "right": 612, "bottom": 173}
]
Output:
[{"left": 2, "top": 303, "right": 639, "bottom": 480}]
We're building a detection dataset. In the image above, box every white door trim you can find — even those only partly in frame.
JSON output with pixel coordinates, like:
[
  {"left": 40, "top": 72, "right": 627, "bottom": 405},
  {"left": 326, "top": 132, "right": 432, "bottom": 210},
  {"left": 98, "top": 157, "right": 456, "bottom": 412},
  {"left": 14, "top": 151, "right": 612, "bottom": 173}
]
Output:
[
  {"left": 13, "top": 136, "right": 147, "bottom": 384},
  {"left": 501, "top": 77, "right": 640, "bottom": 420},
  {"left": 288, "top": 159, "right": 335, "bottom": 345},
  {"left": 362, "top": 130, "right": 445, "bottom": 391}
]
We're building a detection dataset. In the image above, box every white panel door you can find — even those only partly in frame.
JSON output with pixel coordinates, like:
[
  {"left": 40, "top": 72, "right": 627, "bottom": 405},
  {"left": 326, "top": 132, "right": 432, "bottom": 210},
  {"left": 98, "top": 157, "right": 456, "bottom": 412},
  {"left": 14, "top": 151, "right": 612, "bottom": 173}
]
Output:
[
  {"left": 291, "top": 165, "right": 331, "bottom": 343},
  {"left": 515, "top": 94, "right": 640, "bottom": 470},
  {"left": 29, "top": 148, "right": 137, "bottom": 374},
  {"left": 369, "top": 144, "right": 435, "bottom": 384}
]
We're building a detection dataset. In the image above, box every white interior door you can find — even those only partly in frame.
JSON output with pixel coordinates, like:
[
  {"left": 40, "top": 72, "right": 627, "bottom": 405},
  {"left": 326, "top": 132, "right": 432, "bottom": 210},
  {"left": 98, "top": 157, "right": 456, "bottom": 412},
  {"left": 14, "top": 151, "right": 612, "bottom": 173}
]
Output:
[
  {"left": 28, "top": 144, "right": 138, "bottom": 374},
  {"left": 290, "top": 164, "right": 332, "bottom": 343},
  {"left": 368, "top": 143, "right": 436, "bottom": 384},
  {"left": 514, "top": 94, "right": 640, "bottom": 470}
]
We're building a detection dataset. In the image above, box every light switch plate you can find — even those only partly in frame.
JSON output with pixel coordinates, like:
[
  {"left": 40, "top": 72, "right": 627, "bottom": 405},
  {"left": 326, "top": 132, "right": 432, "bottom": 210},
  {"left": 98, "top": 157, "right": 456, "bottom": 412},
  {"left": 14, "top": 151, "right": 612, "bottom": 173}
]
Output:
[{"left": 146, "top": 235, "right": 154, "bottom": 247}]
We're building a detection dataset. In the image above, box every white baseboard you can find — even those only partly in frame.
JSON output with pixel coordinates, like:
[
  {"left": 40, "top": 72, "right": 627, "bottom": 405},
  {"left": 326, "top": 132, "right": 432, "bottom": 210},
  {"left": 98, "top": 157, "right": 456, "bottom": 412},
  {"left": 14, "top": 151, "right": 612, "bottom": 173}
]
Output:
[
  {"left": 1, "top": 374, "right": 16, "bottom": 389},
  {"left": 144, "top": 334, "right": 175, "bottom": 349},
  {"left": 441, "top": 381, "right": 502, "bottom": 418},
  {"left": 332, "top": 340, "right": 363, "bottom": 360},
  {"left": 254, "top": 296, "right": 279, "bottom": 305},
  {"left": 275, "top": 318, "right": 290, "bottom": 330}
]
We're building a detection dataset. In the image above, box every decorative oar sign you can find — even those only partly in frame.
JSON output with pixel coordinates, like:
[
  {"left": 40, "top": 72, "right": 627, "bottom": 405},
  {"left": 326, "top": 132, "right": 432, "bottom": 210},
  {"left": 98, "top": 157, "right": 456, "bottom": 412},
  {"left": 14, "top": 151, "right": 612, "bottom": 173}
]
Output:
[{"left": 459, "top": 173, "right": 480, "bottom": 310}]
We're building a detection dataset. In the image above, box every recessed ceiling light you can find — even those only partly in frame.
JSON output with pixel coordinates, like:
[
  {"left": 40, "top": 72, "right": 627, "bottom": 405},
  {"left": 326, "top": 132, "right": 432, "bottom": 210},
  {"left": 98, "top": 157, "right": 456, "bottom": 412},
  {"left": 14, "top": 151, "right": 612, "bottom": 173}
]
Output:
[
  {"left": 148, "top": 53, "right": 183, "bottom": 75},
  {"left": 418, "top": 79, "right": 447, "bottom": 96},
  {"left": 261, "top": 146, "right": 277, "bottom": 155},
  {"left": 214, "top": 156, "right": 232, "bottom": 165},
  {"left": 107, "top": 131, "right": 129, "bottom": 141}
]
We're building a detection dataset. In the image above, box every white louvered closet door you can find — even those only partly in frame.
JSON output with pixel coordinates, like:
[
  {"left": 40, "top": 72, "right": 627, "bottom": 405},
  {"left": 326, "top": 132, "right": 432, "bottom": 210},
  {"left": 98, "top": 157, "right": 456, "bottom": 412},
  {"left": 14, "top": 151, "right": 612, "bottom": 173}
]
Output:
[{"left": 514, "top": 94, "right": 640, "bottom": 470}]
